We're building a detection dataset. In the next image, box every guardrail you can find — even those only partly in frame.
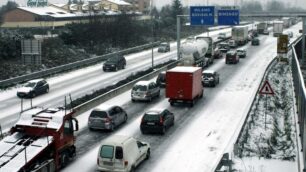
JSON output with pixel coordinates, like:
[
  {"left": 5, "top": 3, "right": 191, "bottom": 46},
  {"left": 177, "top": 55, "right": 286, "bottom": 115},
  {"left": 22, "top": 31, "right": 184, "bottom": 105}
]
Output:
[
  {"left": 0, "top": 42, "right": 160, "bottom": 88},
  {"left": 73, "top": 61, "right": 178, "bottom": 116},
  {"left": 291, "top": 35, "right": 306, "bottom": 172}
]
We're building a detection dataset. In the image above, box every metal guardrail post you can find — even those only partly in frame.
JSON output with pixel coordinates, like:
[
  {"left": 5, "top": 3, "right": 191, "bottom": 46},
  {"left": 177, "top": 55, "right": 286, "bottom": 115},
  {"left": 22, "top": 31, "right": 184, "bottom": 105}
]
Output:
[{"left": 177, "top": 15, "right": 181, "bottom": 60}]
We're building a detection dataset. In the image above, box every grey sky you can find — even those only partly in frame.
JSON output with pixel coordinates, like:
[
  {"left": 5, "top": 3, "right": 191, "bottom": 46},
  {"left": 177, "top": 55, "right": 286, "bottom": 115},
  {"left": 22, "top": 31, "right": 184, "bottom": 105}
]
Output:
[{"left": 1, "top": 0, "right": 305, "bottom": 10}]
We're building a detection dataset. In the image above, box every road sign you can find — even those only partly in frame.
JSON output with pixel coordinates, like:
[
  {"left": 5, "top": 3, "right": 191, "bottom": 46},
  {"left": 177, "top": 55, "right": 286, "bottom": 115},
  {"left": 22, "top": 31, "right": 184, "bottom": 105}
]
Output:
[
  {"left": 190, "top": 6, "right": 214, "bottom": 26},
  {"left": 277, "top": 34, "right": 289, "bottom": 53},
  {"left": 218, "top": 10, "right": 239, "bottom": 25},
  {"left": 259, "top": 80, "right": 274, "bottom": 95}
]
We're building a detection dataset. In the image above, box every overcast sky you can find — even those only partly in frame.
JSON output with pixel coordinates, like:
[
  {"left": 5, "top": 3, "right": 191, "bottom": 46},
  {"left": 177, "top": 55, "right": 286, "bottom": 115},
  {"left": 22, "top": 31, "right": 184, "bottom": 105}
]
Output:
[{"left": 1, "top": 0, "right": 305, "bottom": 10}]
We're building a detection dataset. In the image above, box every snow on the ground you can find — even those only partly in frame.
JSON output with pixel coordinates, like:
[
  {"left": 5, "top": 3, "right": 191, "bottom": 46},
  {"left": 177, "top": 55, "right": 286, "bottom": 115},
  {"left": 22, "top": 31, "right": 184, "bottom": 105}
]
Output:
[
  {"left": 233, "top": 58, "right": 298, "bottom": 170},
  {"left": 233, "top": 157, "right": 297, "bottom": 172}
]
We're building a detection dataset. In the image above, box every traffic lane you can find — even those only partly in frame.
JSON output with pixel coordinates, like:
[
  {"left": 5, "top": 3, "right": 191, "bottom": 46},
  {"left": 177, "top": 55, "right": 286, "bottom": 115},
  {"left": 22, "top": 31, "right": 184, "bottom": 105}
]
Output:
[
  {"left": 63, "top": 33, "right": 277, "bottom": 172},
  {"left": 0, "top": 50, "right": 176, "bottom": 131}
]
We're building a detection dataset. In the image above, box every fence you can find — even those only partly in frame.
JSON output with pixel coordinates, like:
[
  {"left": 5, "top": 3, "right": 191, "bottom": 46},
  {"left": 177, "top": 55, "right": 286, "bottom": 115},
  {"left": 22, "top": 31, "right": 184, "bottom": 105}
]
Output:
[{"left": 291, "top": 35, "right": 306, "bottom": 172}]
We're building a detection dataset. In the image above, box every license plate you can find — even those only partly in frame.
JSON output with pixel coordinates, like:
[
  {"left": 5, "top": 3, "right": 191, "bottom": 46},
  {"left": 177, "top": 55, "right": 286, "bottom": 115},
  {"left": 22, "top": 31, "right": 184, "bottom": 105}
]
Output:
[
  {"left": 103, "top": 161, "right": 113, "bottom": 166},
  {"left": 147, "top": 122, "right": 155, "bottom": 125}
]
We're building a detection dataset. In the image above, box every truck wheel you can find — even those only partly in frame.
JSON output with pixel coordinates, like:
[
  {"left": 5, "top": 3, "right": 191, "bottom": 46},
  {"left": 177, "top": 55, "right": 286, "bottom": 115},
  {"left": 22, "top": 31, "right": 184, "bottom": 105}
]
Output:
[
  {"left": 190, "top": 100, "right": 194, "bottom": 107},
  {"left": 61, "top": 152, "right": 69, "bottom": 168}
]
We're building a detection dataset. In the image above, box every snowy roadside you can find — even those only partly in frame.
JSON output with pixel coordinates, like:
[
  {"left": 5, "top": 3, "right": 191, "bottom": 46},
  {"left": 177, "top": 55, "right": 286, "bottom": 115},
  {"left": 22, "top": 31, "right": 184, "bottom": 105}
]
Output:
[{"left": 233, "top": 56, "right": 298, "bottom": 171}]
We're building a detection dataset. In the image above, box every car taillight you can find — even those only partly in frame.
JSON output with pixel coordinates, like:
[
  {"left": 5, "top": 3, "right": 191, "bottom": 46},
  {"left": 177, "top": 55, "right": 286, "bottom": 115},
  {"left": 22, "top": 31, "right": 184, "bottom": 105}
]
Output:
[
  {"left": 124, "top": 160, "right": 128, "bottom": 166},
  {"left": 105, "top": 117, "right": 112, "bottom": 123},
  {"left": 160, "top": 116, "right": 164, "bottom": 124}
]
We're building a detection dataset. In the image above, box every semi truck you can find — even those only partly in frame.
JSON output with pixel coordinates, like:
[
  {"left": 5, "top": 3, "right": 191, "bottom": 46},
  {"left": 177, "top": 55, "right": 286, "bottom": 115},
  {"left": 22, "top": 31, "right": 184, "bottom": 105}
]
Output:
[
  {"left": 166, "top": 66, "right": 203, "bottom": 107},
  {"left": 0, "top": 107, "right": 79, "bottom": 172},
  {"left": 195, "top": 36, "right": 214, "bottom": 65},
  {"left": 273, "top": 21, "right": 284, "bottom": 37},
  {"left": 257, "top": 22, "right": 268, "bottom": 34},
  {"left": 178, "top": 37, "right": 209, "bottom": 68},
  {"left": 231, "top": 26, "right": 248, "bottom": 46}
]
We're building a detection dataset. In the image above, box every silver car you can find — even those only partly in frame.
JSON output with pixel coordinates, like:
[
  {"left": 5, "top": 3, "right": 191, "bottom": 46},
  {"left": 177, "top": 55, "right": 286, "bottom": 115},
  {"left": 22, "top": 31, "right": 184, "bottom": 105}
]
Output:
[
  {"left": 88, "top": 104, "right": 128, "bottom": 131},
  {"left": 131, "top": 81, "right": 160, "bottom": 102}
]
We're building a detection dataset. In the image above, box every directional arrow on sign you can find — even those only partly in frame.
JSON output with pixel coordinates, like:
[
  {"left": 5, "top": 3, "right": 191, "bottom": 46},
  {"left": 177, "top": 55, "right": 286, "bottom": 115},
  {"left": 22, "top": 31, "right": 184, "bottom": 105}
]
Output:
[{"left": 259, "top": 80, "right": 274, "bottom": 95}]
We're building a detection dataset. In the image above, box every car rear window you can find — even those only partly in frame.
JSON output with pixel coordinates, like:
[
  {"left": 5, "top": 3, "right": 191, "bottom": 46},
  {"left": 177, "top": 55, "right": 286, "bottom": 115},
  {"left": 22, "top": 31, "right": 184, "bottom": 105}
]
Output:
[
  {"left": 90, "top": 110, "right": 108, "bottom": 118},
  {"left": 143, "top": 113, "right": 160, "bottom": 121},
  {"left": 203, "top": 73, "right": 213, "bottom": 78},
  {"left": 133, "top": 85, "right": 147, "bottom": 91},
  {"left": 25, "top": 82, "right": 36, "bottom": 87},
  {"left": 100, "top": 145, "right": 114, "bottom": 159}
]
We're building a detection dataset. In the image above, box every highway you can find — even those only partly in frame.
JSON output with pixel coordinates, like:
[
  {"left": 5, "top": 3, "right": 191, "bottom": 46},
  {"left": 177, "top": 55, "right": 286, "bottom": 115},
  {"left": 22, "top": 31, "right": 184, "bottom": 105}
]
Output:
[{"left": 58, "top": 22, "right": 302, "bottom": 172}]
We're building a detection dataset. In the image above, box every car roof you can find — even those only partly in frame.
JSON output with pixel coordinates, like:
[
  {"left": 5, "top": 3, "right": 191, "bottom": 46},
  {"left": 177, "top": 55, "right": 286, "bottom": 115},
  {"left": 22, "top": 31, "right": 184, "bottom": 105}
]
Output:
[
  {"left": 203, "top": 70, "right": 215, "bottom": 74},
  {"left": 93, "top": 104, "right": 116, "bottom": 111},
  {"left": 237, "top": 48, "right": 245, "bottom": 51},
  {"left": 135, "top": 80, "right": 152, "bottom": 86},
  {"left": 28, "top": 78, "right": 45, "bottom": 83},
  {"left": 101, "top": 135, "right": 134, "bottom": 146},
  {"left": 227, "top": 50, "right": 237, "bottom": 54},
  {"left": 145, "top": 108, "right": 165, "bottom": 115}
]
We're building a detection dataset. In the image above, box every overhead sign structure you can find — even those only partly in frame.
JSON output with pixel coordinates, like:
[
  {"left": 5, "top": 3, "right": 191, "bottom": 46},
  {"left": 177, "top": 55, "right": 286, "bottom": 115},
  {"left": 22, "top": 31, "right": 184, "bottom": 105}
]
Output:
[
  {"left": 259, "top": 80, "right": 274, "bottom": 95},
  {"left": 218, "top": 10, "right": 239, "bottom": 25},
  {"left": 190, "top": 6, "right": 215, "bottom": 26}
]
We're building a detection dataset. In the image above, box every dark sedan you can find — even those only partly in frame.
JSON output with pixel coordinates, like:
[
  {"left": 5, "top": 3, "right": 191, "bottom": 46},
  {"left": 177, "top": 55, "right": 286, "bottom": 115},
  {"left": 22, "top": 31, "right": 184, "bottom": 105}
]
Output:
[{"left": 140, "top": 108, "right": 174, "bottom": 134}]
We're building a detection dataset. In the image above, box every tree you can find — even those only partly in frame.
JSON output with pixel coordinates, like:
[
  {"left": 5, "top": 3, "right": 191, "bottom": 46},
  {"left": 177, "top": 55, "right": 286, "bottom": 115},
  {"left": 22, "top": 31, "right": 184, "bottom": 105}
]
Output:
[
  {"left": 0, "top": 1, "right": 18, "bottom": 23},
  {"left": 241, "top": 1, "right": 263, "bottom": 13},
  {"left": 171, "top": 0, "right": 183, "bottom": 23},
  {"left": 266, "top": 1, "right": 285, "bottom": 12}
]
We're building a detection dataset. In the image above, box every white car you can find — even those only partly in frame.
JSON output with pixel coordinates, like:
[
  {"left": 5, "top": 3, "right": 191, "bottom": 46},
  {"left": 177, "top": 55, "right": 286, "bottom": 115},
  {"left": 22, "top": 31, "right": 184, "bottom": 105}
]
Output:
[
  {"left": 131, "top": 81, "right": 160, "bottom": 102},
  {"left": 97, "top": 135, "right": 150, "bottom": 172}
]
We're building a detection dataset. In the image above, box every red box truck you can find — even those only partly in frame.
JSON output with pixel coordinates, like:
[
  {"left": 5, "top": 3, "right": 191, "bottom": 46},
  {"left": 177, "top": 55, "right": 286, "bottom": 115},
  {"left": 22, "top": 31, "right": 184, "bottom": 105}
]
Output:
[{"left": 166, "top": 66, "right": 203, "bottom": 107}]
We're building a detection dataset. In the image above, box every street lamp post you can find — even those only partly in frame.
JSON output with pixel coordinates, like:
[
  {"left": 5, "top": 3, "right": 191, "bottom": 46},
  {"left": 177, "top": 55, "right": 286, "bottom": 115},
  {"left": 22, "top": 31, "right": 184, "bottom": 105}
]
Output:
[{"left": 150, "top": 0, "right": 154, "bottom": 68}]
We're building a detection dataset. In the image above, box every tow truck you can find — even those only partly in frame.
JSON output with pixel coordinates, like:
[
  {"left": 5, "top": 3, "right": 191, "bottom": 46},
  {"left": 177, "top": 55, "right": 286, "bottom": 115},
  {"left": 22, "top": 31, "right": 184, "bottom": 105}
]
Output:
[{"left": 0, "top": 106, "right": 78, "bottom": 172}]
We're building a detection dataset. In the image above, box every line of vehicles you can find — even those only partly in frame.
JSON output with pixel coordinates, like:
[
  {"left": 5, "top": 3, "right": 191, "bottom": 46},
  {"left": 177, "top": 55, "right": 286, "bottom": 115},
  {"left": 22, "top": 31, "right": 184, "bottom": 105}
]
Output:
[{"left": 7, "top": 19, "right": 298, "bottom": 172}]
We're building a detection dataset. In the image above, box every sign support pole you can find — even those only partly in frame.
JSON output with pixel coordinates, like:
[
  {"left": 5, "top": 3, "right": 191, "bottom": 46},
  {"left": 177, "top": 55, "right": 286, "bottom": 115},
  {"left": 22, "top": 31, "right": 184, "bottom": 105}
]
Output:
[{"left": 265, "top": 94, "right": 268, "bottom": 130}]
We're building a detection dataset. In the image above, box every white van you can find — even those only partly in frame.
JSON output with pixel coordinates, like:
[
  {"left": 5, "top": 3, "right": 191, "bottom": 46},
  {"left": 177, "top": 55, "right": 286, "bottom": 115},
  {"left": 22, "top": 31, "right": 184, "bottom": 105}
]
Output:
[{"left": 97, "top": 135, "right": 150, "bottom": 172}]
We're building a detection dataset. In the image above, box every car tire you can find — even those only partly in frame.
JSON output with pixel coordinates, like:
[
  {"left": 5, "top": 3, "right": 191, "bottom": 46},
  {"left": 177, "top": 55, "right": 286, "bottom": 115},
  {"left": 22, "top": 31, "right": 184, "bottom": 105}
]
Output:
[
  {"left": 31, "top": 92, "right": 36, "bottom": 98},
  {"left": 123, "top": 115, "right": 128, "bottom": 123},
  {"left": 141, "top": 129, "right": 146, "bottom": 134},
  {"left": 161, "top": 126, "right": 166, "bottom": 135},
  {"left": 145, "top": 149, "right": 150, "bottom": 160},
  {"left": 132, "top": 99, "right": 135, "bottom": 102},
  {"left": 115, "top": 67, "right": 118, "bottom": 71},
  {"left": 130, "top": 166, "right": 136, "bottom": 172},
  {"left": 46, "top": 87, "right": 49, "bottom": 93},
  {"left": 110, "top": 124, "right": 114, "bottom": 131},
  {"left": 170, "top": 102, "right": 174, "bottom": 106}
]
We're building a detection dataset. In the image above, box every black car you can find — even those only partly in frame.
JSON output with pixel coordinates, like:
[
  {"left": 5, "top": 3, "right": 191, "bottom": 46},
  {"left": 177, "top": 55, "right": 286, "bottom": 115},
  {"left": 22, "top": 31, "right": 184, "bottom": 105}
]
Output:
[
  {"left": 140, "top": 108, "right": 174, "bottom": 134},
  {"left": 202, "top": 70, "right": 220, "bottom": 87},
  {"left": 17, "top": 79, "right": 49, "bottom": 98},
  {"left": 251, "top": 38, "right": 260, "bottom": 46},
  {"left": 156, "top": 71, "right": 166, "bottom": 87},
  {"left": 103, "top": 55, "right": 126, "bottom": 72}
]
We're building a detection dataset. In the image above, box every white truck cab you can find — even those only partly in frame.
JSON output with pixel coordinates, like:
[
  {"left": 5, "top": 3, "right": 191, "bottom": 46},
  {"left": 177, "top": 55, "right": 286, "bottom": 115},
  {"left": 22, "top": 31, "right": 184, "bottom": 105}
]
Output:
[{"left": 97, "top": 135, "right": 150, "bottom": 172}]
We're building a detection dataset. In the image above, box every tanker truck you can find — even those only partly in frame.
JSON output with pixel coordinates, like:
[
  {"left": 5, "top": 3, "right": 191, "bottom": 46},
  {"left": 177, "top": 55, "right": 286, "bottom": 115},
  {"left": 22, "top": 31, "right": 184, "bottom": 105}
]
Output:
[{"left": 178, "top": 37, "right": 209, "bottom": 68}]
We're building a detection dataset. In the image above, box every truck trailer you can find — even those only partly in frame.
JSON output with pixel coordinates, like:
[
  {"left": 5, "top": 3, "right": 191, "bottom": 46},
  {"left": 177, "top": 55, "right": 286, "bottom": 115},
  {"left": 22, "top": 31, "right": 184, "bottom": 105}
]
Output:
[
  {"left": 0, "top": 107, "right": 79, "bottom": 172},
  {"left": 195, "top": 36, "right": 214, "bottom": 65},
  {"left": 257, "top": 22, "right": 268, "bottom": 34},
  {"left": 273, "top": 21, "right": 284, "bottom": 37},
  {"left": 166, "top": 66, "right": 203, "bottom": 107},
  {"left": 178, "top": 37, "right": 209, "bottom": 68},
  {"left": 231, "top": 26, "right": 249, "bottom": 46}
]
